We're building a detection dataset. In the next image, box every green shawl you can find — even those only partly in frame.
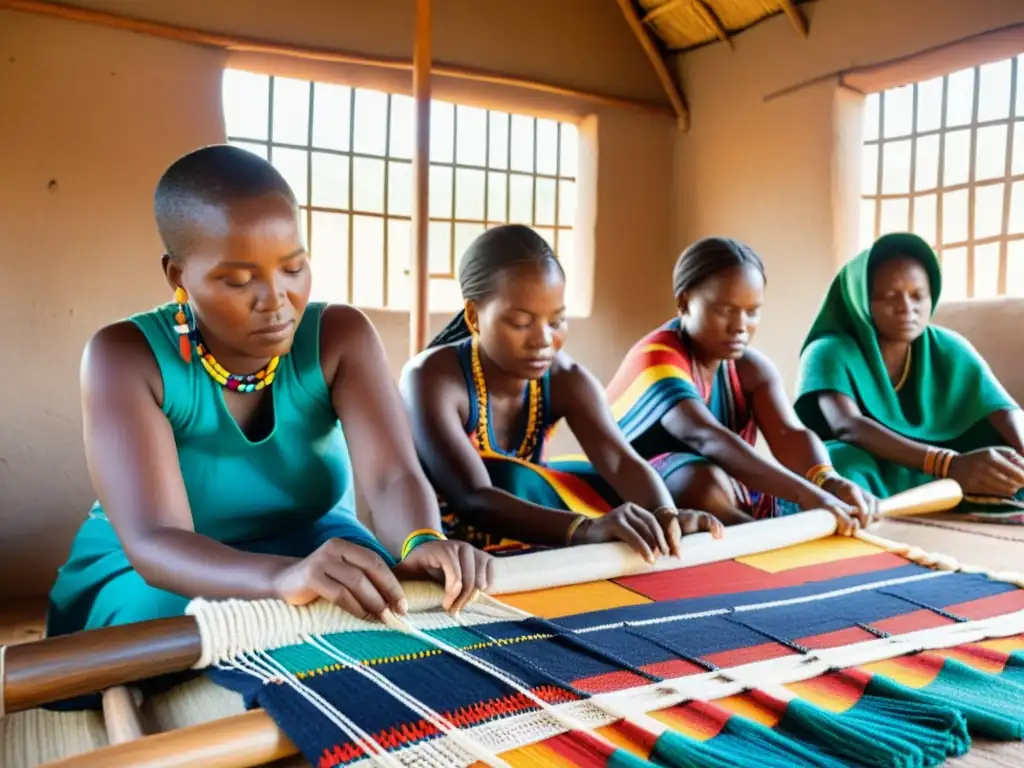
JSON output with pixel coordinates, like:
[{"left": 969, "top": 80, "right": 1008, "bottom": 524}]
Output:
[{"left": 794, "top": 232, "right": 1017, "bottom": 444}]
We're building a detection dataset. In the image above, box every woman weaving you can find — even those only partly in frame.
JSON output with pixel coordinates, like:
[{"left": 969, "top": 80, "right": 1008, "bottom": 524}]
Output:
[
  {"left": 47, "top": 145, "right": 491, "bottom": 649},
  {"left": 606, "top": 236, "right": 877, "bottom": 528},
  {"left": 794, "top": 232, "right": 1024, "bottom": 521},
  {"left": 399, "top": 225, "right": 723, "bottom": 560}
]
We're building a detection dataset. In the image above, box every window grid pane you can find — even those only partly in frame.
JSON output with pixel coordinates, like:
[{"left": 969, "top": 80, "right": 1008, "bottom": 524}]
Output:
[
  {"left": 223, "top": 69, "right": 579, "bottom": 310},
  {"left": 860, "top": 54, "right": 1023, "bottom": 299}
]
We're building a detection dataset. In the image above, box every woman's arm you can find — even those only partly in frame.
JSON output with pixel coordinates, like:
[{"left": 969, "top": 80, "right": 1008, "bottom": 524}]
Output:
[
  {"left": 399, "top": 349, "right": 583, "bottom": 547},
  {"left": 989, "top": 408, "right": 1024, "bottom": 454},
  {"left": 82, "top": 322, "right": 405, "bottom": 617},
  {"left": 321, "top": 306, "right": 491, "bottom": 612},
  {"left": 816, "top": 390, "right": 935, "bottom": 468},
  {"left": 554, "top": 360, "right": 723, "bottom": 552},
  {"left": 658, "top": 351, "right": 867, "bottom": 524}
]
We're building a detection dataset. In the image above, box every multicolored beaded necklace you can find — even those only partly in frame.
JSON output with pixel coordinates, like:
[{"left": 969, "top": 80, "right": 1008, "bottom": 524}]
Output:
[
  {"left": 196, "top": 336, "right": 279, "bottom": 393},
  {"left": 470, "top": 335, "right": 543, "bottom": 459},
  {"left": 175, "top": 300, "right": 279, "bottom": 393}
]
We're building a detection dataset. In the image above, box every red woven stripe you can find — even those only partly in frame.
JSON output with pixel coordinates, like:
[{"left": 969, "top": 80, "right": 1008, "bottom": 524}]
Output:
[{"left": 615, "top": 552, "right": 907, "bottom": 602}]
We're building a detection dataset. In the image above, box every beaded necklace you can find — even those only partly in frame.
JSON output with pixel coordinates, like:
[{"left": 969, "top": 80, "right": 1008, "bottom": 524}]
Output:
[
  {"left": 470, "top": 335, "right": 543, "bottom": 459},
  {"left": 194, "top": 332, "right": 280, "bottom": 393}
]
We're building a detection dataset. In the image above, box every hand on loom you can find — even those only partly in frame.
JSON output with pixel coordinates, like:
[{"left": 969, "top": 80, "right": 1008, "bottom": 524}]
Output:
[
  {"left": 574, "top": 503, "right": 723, "bottom": 563},
  {"left": 392, "top": 539, "right": 495, "bottom": 614},
  {"left": 272, "top": 539, "right": 410, "bottom": 619},
  {"left": 819, "top": 475, "right": 880, "bottom": 527},
  {"left": 948, "top": 447, "right": 1024, "bottom": 497},
  {"left": 797, "top": 486, "right": 861, "bottom": 536}
]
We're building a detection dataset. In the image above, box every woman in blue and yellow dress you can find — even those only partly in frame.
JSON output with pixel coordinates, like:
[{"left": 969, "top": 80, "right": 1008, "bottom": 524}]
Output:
[
  {"left": 47, "top": 145, "right": 491, "bottom": 671},
  {"left": 399, "top": 225, "right": 723, "bottom": 560}
]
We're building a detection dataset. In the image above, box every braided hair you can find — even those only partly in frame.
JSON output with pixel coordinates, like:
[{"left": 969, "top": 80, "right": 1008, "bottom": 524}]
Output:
[
  {"left": 672, "top": 236, "right": 766, "bottom": 302},
  {"left": 427, "top": 225, "right": 564, "bottom": 348}
]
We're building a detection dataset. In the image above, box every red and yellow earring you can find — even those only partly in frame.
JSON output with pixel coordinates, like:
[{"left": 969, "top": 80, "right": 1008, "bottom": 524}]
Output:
[{"left": 173, "top": 286, "right": 192, "bottom": 363}]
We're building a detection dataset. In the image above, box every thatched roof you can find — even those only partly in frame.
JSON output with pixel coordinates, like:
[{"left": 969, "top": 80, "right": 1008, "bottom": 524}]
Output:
[{"left": 635, "top": 0, "right": 810, "bottom": 51}]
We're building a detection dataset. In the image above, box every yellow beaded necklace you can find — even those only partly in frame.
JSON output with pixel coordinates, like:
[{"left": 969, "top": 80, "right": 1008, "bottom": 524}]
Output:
[{"left": 470, "top": 335, "right": 543, "bottom": 459}]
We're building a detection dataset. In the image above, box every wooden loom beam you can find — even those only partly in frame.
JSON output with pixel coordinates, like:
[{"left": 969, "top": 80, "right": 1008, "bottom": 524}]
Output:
[
  {"left": 777, "top": 0, "right": 808, "bottom": 37},
  {"left": 0, "top": 0, "right": 674, "bottom": 117},
  {"left": 614, "top": 0, "right": 690, "bottom": 130}
]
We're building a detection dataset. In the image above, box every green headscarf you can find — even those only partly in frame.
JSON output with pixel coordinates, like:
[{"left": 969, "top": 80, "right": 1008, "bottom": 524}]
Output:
[{"left": 794, "top": 232, "right": 1017, "bottom": 444}]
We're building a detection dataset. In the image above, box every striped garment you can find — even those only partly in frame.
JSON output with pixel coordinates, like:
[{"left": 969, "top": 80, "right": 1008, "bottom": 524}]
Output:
[{"left": 607, "top": 317, "right": 798, "bottom": 520}]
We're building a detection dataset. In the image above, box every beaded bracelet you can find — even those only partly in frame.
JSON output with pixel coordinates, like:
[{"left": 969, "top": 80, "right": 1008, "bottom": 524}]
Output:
[
  {"left": 565, "top": 515, "right": 587, "bottom": 546},
  {"left": 805, "top": 463, "right": 838, "bottom": 488},
  {"left": 400, "top": 528, "right": 446, "bottom": 561}
]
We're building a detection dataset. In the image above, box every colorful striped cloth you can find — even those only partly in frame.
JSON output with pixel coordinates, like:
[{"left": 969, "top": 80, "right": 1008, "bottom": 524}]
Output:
[
  {"left": 606, "top": 317, "right": 797, "bottom": 519},
  {"left": 205, "top": 531, "right": 1024, "bottom": 767}
]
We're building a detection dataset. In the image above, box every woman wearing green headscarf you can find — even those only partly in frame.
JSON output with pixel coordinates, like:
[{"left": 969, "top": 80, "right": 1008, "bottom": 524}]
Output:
[{"left": 794, "top": 232, "right": 1024, "bottom": 522}]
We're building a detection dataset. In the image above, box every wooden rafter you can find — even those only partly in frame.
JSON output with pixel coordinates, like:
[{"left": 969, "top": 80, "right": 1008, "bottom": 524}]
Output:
[
  {"left": 692, "top": 0, "right": 733, "bottom": 49},
  {"left": 641, "top": 0, "right": 687, "bottom": 25},
  {"left": 777, "top": 0, "right": 808, "bottom": 37},
  {"left": 0, "top": 0, "right": 674, "bottom": 117},
  {"left": 614, "top": 0, "right": 690, "bottom": 130}
]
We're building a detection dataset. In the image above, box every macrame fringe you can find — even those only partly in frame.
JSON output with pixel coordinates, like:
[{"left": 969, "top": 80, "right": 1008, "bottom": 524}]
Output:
[
  {"left": 637, "top": 711, "right": 847, "bottom": 768},
  {"left": 777, "top": 694, "right": 967, "bottom": 768},
  {"left": 865, "top": 660, "right": 1024, "bottom": 740}
]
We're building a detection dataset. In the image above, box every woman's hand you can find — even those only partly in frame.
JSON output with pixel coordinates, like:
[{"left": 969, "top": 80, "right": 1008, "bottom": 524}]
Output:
[
  {"left": 272, "top": 538, "right": 408, "bottom": 620},
  {"left": 575, "top": 503, "right": 722, "bottom": 563},
  {"left": 393, "top": 539, "right": 495, "bottom": 614},
  {"left": 819, "top": 475, "right": 879, "bottom": 527},
  {"left": 797, "top": 487, "right": 860, "bottom": 536},
  {"left": 653, "top": 507, "right": 725, "bottom": 557},
  {"left": 948, "top": 448, "right": 1024, "bottom": 497}
]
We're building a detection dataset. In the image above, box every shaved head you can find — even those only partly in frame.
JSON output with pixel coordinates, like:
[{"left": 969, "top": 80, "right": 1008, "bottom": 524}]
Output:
[{"left": 154, "top": 144, "right": 297, "bottom": 259}]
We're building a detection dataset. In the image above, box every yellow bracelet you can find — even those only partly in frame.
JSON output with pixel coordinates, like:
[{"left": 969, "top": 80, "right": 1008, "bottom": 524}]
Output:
[
  {"left": 565, "top": 515, "right": 587, "bottom": 546},
  {"left": 806, "top": 463, "right": 837, "bottom": 488},
  {"left": 400, "top": 528, "right": 446, "bottom": 560}
]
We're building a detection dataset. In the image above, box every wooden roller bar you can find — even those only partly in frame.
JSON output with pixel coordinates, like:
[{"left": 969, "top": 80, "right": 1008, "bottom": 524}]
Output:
[{"left": 2, "top": 480, "right": 963, "bottom": 716}]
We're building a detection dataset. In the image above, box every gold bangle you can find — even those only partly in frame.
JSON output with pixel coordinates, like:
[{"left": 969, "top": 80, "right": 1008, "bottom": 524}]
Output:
[
  {"left": 565, "top": 515, "right": 587, "bottom": 546},
  {"left": 923, "top": 448, "right": 938, "bottom": 475},
  {"left": 939, "top": 450, "right": 957, "bottom": 478},
  {"left": 807, "top": 464, "right": 837, "bottom": 488}
]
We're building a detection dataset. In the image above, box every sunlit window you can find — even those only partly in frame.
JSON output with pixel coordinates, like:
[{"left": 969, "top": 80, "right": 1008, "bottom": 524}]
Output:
[
  {"left": 221, "top": 68, "right": 579, "bottom": 312},
  {"left": 860, "top": 54, "right": 1024, "bottom": 300}
]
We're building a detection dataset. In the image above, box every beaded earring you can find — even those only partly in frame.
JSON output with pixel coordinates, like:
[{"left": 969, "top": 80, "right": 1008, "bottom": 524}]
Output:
[{"left": 173, "top": 286, "right": 192, "bottom": 363}]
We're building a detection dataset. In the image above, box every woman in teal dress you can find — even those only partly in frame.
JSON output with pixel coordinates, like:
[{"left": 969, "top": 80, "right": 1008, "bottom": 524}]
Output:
[
  {"left": 794, "top": 232, "right": 1024, "bottom": 522},
  {"left": 47, "top": 145, "right": 491, "bottom": 655}
]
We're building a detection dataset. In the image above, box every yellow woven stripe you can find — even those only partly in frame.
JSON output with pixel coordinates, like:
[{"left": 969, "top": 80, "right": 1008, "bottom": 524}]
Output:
[
  {"left": 736, "top": 535, "right": 885, "bottom": 573},
  {"left": 610, "top": 364, "right": 693, "bottom": 421},
  {"left": 294, "top": 633, "right": 552, "bottom": 678}
]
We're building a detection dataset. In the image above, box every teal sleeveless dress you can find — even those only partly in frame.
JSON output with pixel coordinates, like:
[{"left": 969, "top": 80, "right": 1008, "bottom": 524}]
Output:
[{"left": 46, "top": 301, "right": 391, "bottom": 641}]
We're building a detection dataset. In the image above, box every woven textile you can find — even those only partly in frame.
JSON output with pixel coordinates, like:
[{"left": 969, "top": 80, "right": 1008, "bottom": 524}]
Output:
[{"left": 198, "top": 533, "right": 1024, "bottom": 768}]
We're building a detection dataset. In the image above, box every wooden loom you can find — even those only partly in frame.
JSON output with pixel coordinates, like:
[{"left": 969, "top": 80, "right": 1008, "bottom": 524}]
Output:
[{"left": 0, "top": 479, "right": 981, "bottom": 768}]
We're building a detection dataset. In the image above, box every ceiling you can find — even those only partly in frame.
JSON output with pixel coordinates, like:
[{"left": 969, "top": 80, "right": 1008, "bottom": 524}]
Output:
[{"left": 633, "top": 0, "right": 812, "bottom": 51}]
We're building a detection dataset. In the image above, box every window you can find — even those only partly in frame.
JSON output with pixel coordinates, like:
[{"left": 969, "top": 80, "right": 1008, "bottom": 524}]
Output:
[
  {"left": 860, "top": 53, "right": 1024, "bottom": 300},
  {"left": 221, "top": 68, "right": 579, "bottom": 312}
]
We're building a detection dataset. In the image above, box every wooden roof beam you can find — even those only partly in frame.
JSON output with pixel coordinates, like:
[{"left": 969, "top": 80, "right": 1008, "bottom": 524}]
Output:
[
  {"left": 641, "top": 0, "right": 687, "bottom": 25},
  {"left": 778, "top": 0, "right": 808, "bottom": 37},
  {"left": 692, "top": 0, "right": 733, "bottom": 49},
  {"left": 615, "top": 0, "right": 691, "bottom": 130}
]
